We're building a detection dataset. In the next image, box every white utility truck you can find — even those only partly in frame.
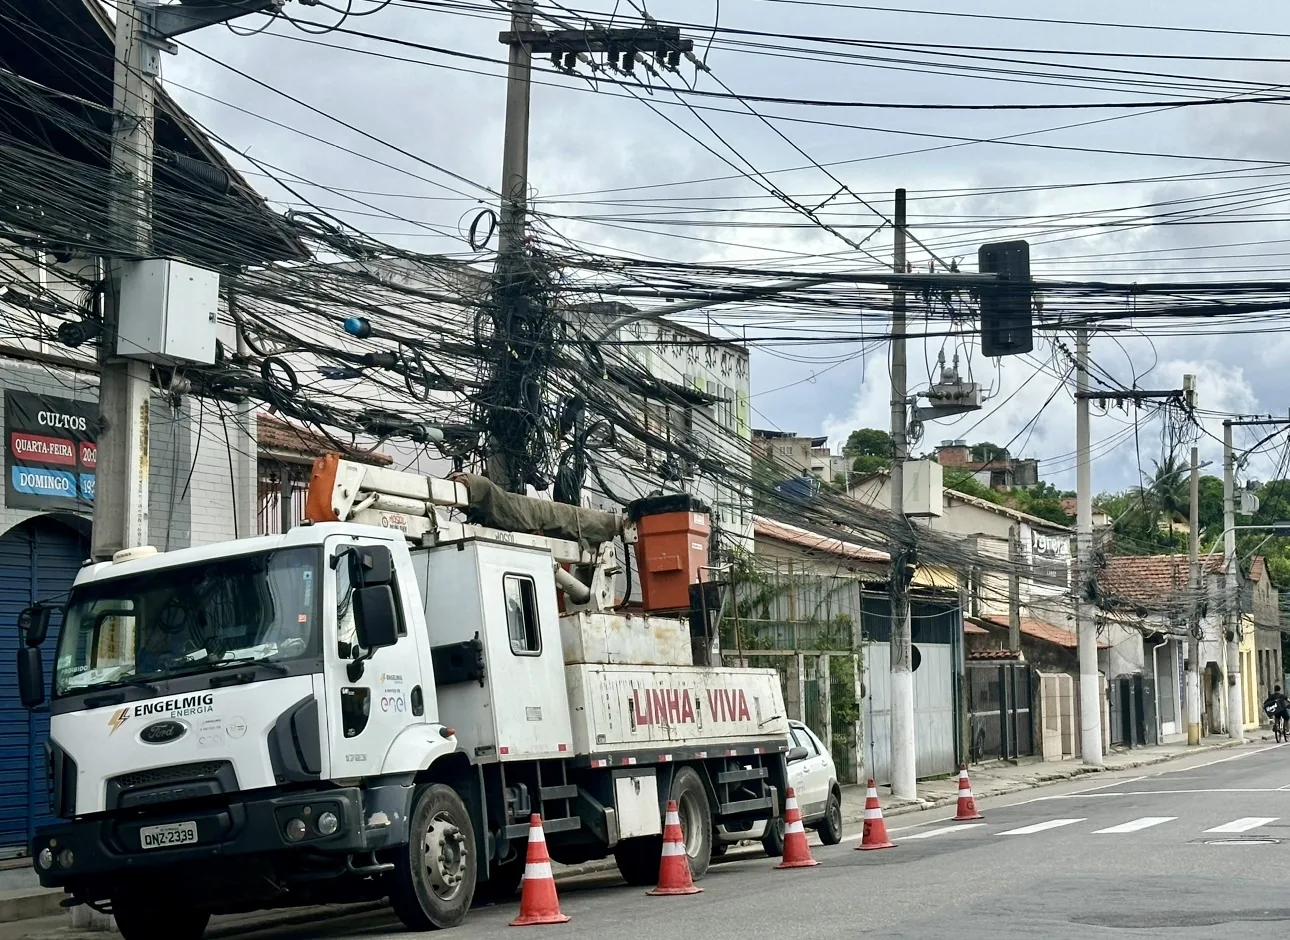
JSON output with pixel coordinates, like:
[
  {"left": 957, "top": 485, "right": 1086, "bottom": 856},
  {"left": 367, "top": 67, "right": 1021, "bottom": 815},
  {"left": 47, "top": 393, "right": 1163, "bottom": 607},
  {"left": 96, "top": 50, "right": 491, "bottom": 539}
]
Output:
[{"left": 17, "top": 456, "right": 791, "bottom": 940}]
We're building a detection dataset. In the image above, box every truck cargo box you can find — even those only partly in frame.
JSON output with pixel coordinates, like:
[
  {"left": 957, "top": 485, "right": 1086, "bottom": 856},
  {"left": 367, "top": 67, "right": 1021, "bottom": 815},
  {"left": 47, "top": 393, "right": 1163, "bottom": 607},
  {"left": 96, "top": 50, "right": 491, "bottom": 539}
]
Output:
[
  {"left": 559, "top": 611, "right": 693, "bottom": 667},
  {"left": 566, "top": 664, "right": 788, "bottom": 754}
]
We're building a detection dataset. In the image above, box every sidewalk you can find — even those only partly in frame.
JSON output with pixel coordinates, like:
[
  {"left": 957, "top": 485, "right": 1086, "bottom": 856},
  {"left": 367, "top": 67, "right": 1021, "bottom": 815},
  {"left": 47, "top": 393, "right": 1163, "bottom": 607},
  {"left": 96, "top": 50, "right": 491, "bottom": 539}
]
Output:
[{"left": 2, "top": 734, "right": 1268, "bottom": 938}]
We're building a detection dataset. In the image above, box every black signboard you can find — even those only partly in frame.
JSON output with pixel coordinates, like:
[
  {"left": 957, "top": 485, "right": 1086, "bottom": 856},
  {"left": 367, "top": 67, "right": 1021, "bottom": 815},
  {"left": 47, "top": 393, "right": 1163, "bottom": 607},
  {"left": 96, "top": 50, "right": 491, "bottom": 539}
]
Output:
[{"left": 4, "top": 390, "right": 98, "bottom": 512}]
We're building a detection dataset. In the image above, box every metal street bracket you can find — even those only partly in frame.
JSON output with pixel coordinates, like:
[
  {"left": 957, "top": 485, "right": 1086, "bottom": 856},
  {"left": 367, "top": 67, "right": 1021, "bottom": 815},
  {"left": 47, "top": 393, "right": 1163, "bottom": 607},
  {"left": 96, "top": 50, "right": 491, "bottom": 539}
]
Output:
[{"left": 145, "top": 0, "right": 284, "bottom": 41}]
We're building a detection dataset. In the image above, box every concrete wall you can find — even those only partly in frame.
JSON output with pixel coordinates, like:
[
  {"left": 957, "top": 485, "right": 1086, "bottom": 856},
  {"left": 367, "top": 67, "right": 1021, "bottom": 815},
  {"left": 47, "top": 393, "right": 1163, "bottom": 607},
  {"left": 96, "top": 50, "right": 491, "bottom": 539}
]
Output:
[{"left": 0, "top": 358, "right": 255, "bottom": 549}]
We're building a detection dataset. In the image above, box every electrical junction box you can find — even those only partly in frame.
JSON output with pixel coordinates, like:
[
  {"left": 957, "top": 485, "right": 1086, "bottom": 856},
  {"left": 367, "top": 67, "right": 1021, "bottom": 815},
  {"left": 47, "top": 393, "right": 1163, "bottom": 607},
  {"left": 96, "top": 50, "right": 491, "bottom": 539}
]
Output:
[
  {"left": 116, "top": 258, "right": 219, "bottom": 364},
  {"left": 902, "top": 459, "right": 943, "bottom": 517}
]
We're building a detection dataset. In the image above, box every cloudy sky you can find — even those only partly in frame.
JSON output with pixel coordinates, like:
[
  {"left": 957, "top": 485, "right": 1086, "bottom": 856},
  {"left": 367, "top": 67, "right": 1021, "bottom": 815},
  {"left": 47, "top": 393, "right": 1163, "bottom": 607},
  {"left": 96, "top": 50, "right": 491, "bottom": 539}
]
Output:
[{"left": 164, "top": 0, "right": 1290, "bottom": 495}]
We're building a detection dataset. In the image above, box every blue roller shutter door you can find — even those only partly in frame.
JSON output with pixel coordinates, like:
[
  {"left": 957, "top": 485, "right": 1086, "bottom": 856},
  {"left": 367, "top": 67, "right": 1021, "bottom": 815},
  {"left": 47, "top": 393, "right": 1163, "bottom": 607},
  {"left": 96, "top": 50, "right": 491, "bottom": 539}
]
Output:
[{"left": 0, "top": 518, "right": 88, "bottom": 854}]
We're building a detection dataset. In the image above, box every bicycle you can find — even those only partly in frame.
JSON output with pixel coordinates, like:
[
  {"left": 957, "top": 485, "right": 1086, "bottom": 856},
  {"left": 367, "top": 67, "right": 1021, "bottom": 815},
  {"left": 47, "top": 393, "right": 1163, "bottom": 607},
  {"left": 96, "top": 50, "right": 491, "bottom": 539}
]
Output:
[{"left": 1264, "top": 703, "right": 1290, "bottom": 743}]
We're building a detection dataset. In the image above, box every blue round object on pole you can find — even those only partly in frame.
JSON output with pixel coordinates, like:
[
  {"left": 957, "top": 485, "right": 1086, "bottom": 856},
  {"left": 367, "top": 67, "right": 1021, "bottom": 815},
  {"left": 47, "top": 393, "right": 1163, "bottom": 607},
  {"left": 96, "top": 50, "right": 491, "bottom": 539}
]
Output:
[{"left": 343, "top": 317, "right": 371, "bottom": 338}]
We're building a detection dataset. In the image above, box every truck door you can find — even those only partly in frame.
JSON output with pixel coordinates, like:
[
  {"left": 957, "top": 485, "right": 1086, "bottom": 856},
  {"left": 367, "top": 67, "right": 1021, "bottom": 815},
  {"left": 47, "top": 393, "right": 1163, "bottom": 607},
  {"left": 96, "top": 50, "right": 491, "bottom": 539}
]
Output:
[{"left": 324, "top": 536, "right": 426, "bottom": 778}]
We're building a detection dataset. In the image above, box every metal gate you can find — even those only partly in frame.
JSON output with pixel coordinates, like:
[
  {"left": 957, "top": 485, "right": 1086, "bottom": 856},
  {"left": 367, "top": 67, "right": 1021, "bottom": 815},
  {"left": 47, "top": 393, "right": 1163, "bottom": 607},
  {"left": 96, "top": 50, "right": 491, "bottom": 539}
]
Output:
[
  {"left": 966, "top": 663, "right": 1034, "bottom": 763},
  {"left": 0, "top": 516, "right": 89, "bottom": 854},
  {"left": 864, "top": 641, "right": 957, "bottom": 782}
]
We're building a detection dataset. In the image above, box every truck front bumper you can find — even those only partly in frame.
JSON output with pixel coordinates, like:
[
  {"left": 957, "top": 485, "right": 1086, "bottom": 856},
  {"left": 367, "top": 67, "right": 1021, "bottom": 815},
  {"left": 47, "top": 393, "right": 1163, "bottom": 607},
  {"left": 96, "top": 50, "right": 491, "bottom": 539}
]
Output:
[{"left": 32, "top": 786, "right": 391, "bottom": 888}]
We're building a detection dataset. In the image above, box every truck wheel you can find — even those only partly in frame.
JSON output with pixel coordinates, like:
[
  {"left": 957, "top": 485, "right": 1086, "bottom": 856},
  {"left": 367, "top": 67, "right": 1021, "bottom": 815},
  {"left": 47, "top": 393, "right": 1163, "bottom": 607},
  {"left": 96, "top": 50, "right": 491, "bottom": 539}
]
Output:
[
  {"left": 818, "top": 788, "right": 844, "bottom": 845},
  {"left": 670, "top": 767, "right": 713, "bottom": 879},
  {"left": 388, "top": 783, "right": 478, "bottom": 930},
  {"left": 113, "top": 896, "right": 209, "bottom": 940},
  {"left": 761, "top": 817, "right": 785, "bottom": 857},
  {"left": 613, "top": 835, "right": 663, "bottom": 886}
]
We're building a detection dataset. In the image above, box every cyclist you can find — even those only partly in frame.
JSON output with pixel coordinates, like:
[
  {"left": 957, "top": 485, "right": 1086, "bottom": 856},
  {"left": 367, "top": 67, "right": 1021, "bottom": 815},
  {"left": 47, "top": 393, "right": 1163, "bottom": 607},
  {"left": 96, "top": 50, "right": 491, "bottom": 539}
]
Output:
[{"left": 1263, "top": 685, "right": 1290, "bottom": 736}]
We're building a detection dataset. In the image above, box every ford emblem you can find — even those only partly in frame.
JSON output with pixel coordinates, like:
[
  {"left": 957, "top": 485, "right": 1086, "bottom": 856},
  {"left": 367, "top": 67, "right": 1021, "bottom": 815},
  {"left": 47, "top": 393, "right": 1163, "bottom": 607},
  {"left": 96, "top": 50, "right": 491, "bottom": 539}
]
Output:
[{"left": 139, "top": 720, "right": 186, "bottom": 745}]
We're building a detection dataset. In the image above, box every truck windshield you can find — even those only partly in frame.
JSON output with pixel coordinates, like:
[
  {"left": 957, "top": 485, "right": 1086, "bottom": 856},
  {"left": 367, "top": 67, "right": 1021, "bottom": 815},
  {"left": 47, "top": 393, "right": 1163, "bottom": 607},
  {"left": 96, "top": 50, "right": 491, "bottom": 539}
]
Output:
[{"left": 53, "top": 547, "right": 320, "bottom": 696}]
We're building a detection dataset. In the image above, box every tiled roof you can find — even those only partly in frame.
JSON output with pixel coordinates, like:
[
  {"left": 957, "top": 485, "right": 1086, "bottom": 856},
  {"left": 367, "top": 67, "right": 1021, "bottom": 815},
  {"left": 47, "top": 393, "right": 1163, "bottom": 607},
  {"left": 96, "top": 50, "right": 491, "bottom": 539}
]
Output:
[
  {"left": 1099, "top": 554, "right": 1225, "bottom": 604},
  {"left": 964, "top": 621, "right": 989, "bottom": 635},
  {"left": 968, "top": 648, "right": 1021, "bottom": 661},
  {"left": 1250, "top": 556, "right": 1268, "bottom": 583},
  {"left": 974, "top": 615, "right": 1108, "bottom": 650},
  {"left": 753, "top": 516, "right": 889, "bottom": 564},
  {"left": 257, "top": 413, "right": 393, "bottom": 466}
]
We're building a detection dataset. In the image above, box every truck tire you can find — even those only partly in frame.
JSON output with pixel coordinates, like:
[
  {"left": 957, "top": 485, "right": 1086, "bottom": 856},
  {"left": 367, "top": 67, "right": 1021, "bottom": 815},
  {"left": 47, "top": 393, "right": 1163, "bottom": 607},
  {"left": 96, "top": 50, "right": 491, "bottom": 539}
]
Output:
[
  {"left": 388, "top": 783, "right": 478, "bottom": 930},
  {"left": 670, "top": 767, "right": 713, "bottom": 879},
  {"left": 112, "top": 896, "right": 209, "bottom": 940},
  {"left": 761, "top": 817, "right": 785, "bottom": 857},
  {"left": 613, "top": 835, "right": 662, "bottom": 886},
  {"left": 818, "top": 788, "right": 843, "bottom": 845}
]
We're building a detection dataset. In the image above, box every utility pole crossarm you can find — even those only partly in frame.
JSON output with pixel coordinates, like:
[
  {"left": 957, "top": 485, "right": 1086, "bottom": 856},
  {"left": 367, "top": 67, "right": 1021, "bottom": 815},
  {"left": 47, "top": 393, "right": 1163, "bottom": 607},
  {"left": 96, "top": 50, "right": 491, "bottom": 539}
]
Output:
[
  {"left": 148, "top": 0, "right": 283, "bottom": 40},
  {"left": 1075, "top": 389, "right": 1187, "bottom": 402},
  {"left": 499, "top": 27, "right": 694, "bottom": 54}
]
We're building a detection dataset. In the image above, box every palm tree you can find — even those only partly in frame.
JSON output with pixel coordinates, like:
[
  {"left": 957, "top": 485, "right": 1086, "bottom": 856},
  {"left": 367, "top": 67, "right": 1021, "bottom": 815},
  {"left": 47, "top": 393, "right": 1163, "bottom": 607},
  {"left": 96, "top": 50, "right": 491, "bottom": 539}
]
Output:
[{"left": 1129, "top": 453, "right": 1190, "bottom": 549}]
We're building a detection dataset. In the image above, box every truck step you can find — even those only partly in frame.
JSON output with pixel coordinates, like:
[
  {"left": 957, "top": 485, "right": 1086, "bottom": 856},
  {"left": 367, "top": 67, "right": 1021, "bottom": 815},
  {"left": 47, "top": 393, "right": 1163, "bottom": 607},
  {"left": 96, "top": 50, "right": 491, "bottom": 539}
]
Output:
[
  {"left": 716, "top": 766, "right": 768, "bottom": 785},
  {"left": 718, "top": 796, "right": 773, "bottom": 816},
  {"left": 539, "top": 784, "right": 578, "bottom": 801},
  {"left": 504, "top": 816, "right": 582, "bottom": 840}
]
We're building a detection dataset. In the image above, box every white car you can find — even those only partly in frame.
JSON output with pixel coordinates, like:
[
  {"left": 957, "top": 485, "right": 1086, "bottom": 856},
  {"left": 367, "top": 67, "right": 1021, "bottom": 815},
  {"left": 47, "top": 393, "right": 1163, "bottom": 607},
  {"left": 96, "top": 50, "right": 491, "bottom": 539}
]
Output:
[{"left": 714, "top": 719, "right": 843, "bottom": 857}]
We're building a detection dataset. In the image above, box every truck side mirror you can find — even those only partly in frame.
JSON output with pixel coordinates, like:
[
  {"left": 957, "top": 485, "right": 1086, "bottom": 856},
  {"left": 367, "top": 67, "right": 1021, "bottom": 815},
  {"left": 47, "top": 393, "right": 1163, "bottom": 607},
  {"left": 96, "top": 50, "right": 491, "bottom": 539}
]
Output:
[
  {"left": 353, "top": 585, "right": 399, "bottom": 651},
  {"left": 17, "top": 647, "right": 45, "bottom": 709},
  {"left": 354, "top": 545, "right": 393, "bottom": 587},
  {"left": 786, "top": 746, "right": 809, "bottom": 764},
  {"left": 19, "top": 606, "right": 51, "bottom": 647}
]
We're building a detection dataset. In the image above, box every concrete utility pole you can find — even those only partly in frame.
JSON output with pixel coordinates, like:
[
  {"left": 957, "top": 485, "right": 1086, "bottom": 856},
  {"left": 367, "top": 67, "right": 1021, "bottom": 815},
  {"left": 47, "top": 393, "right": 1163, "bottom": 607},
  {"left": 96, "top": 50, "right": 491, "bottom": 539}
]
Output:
[
  {"left": 1187, "top": 445, "right": 1202, "bottom": 745},
  {"left": 497, "top": 0, "right": 534, "bottom": 264},
  {"left": 1074, "top": 327, "right": 1103, "bottom": 766},
  {"left": 889, "top": 188, "right": 916, "bottom": 800},
  {"left": 94, "top": 0, "right": 281, "bottom": 561},
  {"left": 93, "top": 0, "right": 157, "bottom": 561},
  {"left": 1008, "top": 524, "right": 1022, "bottom": 653},
  {"left": 1222, "top": 421, "right": 1243, "bottom": 741}
]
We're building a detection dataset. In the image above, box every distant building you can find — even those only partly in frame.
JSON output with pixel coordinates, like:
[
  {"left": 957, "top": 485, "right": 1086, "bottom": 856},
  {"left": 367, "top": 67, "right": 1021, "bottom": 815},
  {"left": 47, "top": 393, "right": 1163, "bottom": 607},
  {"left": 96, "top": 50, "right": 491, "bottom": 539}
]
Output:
[
  {"left": 1059, "top": 497, "right": 1112, "bottom": 528},
  {"left": 936, "top": 439, "right": 1039, "bottom": 490}
]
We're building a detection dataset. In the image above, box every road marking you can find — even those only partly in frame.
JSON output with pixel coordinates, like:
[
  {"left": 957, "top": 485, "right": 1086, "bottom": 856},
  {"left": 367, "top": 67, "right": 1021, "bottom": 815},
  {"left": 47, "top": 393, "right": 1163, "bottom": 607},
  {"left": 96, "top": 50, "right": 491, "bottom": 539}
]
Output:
[
  {"left": 998, "top": 818, "right": 1085, "bottom": 836},
  {"left": 1093, "top": 816, "right": 1176, "bottom": 834},
  {"left": 1205, "top": 817, "right": 1278, "bottom": 833},
  {"left": 902, "top": 824, "right": 986, "bottom": 840}
]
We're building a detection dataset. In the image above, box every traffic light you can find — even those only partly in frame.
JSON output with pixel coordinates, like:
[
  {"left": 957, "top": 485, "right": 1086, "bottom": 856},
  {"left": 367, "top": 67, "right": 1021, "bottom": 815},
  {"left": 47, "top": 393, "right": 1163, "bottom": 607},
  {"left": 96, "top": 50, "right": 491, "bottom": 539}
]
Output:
[{"left": 977, "top": 240, "right": 1033, "bottom": 357}]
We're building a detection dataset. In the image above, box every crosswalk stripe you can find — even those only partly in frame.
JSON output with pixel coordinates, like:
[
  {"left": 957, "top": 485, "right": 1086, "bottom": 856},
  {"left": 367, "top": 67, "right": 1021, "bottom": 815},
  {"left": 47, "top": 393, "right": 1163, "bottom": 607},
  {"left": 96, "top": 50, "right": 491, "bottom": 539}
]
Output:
[
  {"left": 998, "top": 818, "right": 1085, "bottom": 836},
  {"left": 1205, "top": 817, "right": 1278, "bottom": 833},
  {"left": 903, "top": 824, "right": 986, "bottom": 840},
  {"left": 1093, "top": 816, "right": 1176, "bottom": 834}
]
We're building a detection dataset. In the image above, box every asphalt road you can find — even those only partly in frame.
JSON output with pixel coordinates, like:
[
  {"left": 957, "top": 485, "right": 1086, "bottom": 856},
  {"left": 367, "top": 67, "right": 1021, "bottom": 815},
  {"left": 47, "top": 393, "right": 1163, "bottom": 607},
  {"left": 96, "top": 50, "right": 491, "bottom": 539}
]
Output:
[{"left": 19, "top": 742, "right": 1290, "bottom": 939}]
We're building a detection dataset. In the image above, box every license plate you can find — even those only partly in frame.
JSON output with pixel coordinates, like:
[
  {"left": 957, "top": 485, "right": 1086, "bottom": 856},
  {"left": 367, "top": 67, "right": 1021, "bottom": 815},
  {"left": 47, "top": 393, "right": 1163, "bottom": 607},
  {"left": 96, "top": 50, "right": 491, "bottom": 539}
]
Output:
[{"left": 139, "top": 821, "right": 198, "bottom": 850}]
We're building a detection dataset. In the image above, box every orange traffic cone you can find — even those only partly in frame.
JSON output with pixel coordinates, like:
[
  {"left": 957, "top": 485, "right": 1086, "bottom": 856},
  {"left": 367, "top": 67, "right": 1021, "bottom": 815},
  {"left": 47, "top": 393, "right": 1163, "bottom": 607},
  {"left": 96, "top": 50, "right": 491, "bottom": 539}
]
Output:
[
  {"left": 953, "top": 765, "right": 983, "bottom": 821},
  {"left": 648, "top": 800, "right": 702, "bottom": 896},
  {"left": 856, "top": 779, "right": 894, "bottom": 851},
  {"left": 510, "top": 815, "right": 571, "bottom": 926},
  {"left": 774, "top": 787, "right": 819, "bottom": 870}
]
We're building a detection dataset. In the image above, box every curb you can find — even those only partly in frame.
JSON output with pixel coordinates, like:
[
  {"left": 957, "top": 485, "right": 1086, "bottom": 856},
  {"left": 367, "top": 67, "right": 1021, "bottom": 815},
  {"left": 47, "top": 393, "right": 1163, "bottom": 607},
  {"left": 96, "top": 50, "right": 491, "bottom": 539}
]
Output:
[{"left": 0, "top": 888, "right": 63, "bottom": 925}]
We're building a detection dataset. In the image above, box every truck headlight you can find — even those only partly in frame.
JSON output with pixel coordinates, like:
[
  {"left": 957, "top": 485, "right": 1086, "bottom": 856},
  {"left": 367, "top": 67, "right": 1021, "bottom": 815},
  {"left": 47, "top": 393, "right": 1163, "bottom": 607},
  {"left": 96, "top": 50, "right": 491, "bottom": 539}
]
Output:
[
  {"left": 37, "top": 848, "right": 52, "bottom": 870},
  {"left": 57, "top": 849, "right": 74, "bottom": 869},
  {"left": 317, "top": 811, "right": 339, "bottom": 836},
  {"left": 284, "top": 818, "right": 307, "bottom": 843}
]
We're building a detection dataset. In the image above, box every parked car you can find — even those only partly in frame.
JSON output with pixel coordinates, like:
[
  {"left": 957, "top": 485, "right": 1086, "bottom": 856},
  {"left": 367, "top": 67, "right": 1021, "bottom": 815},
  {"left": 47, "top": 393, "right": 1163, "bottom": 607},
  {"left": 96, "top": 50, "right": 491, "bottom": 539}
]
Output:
[{"left": 714, "top": 719, "right": 843, "bottom": 857}]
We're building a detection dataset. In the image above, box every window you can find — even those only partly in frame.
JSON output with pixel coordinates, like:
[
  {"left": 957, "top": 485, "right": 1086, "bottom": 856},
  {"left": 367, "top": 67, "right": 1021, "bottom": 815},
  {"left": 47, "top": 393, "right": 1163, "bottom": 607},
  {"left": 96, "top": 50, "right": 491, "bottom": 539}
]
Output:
[
  {"left": 504, "top": 575, "right": 541, "bottom": 655},
  {"left": 55, "top": 548, "right": 320, "bottom": 696},
  {"left": 791, "top": 726, "right": 819, "bottom": 756}
]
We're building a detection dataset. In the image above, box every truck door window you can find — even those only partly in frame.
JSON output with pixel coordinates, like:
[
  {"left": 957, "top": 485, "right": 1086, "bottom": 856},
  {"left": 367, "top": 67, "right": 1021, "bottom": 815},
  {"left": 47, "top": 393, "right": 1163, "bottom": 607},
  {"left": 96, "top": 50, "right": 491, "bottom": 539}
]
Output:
[{"left": 503, "top": 575, "right": 541, "bottom": 655}]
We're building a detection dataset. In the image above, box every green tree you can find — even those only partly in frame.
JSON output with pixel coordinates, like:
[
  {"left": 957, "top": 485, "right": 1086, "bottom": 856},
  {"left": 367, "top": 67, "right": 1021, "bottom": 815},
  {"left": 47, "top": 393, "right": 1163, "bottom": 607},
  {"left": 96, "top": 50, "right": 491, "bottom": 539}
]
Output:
[
  {"left": 971, "top": 441, "right": 1010, "bottom": 463},
  {"left": 843, "top": 428, "right": 892, "bottom": 458},
  {"left": 1011, "top": 482, "right": 1074, "bottom": 527}
]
